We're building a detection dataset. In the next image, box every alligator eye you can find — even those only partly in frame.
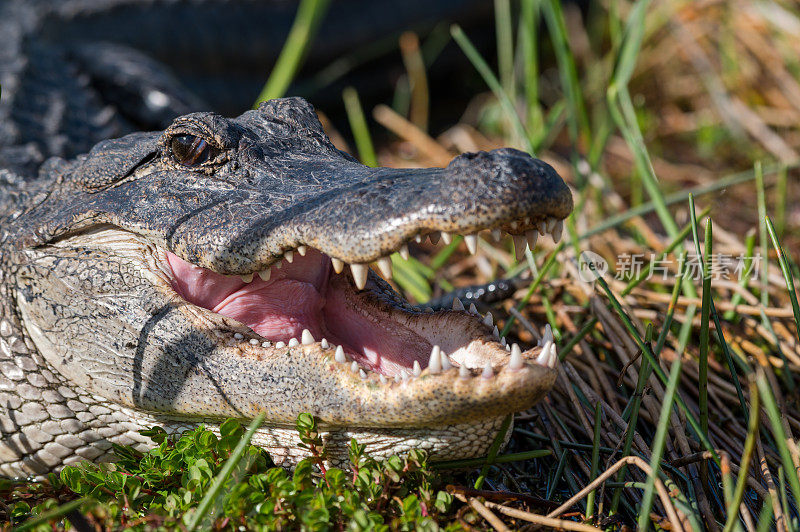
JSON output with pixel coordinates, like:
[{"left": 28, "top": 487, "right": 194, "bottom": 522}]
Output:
[{"left": 170, "top": 134, "right": 219, "bottom": 166}]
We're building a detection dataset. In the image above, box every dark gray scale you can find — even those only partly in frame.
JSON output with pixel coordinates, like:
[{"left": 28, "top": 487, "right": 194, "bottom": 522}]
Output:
[{"left": 422, "top": 276, "right": 528, "bottom": 312}]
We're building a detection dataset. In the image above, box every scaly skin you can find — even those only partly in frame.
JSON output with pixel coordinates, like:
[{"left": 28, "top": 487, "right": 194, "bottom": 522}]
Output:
[{"left": 0, "top": 98, "right": 572, "bottom": 478}]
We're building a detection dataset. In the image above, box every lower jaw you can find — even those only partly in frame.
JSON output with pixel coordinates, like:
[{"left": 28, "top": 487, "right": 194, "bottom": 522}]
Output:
[{"left": 316, "top": 275, "right": 435, "bottom": 375}]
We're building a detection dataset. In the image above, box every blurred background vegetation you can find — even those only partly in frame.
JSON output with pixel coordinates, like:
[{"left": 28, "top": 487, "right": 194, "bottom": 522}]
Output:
[{"left": 8, "top": 0, "right": 800, "bottom": 529}]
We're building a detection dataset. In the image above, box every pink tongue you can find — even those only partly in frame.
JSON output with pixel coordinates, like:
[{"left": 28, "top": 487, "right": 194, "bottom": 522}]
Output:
[
  {"left": 166, "top": 249, "right": 432, "bottom": 376},
  {"left": 166, "top": 250, "right": 330, "bottom": 340}
]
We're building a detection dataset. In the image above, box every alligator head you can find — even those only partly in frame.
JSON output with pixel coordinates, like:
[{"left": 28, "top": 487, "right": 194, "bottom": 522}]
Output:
[{"left": 4, "top": 98, "right": 572, "bottom": 471}]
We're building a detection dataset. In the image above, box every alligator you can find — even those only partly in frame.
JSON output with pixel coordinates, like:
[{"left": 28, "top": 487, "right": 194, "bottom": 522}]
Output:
[
  {"left": 0, "top": 1, "right": 573, "bottom": 478},
  {"left": 0, "top": 97, "right": 572, "bottom": 477}
]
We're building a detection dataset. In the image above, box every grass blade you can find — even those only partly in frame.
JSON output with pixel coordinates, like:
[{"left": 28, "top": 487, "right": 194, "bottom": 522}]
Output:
[
  {"left": 520, "top": 0, "right": 545, "bottom": 150},
  {"left": 473, "top": 414, "right": 513, "bottom": 489},
  {"left": 755, "top": 370, "right": 800, "bottom": 511},
  {"left": 501, "top": 241, "right": 565, "bottom": 336},
  {"left": 184, "top": 412, "right": 266, "bottom": 531},
  {"left": 254, "top": 0, "right": 331, "bottom": 103},
  {"left": 494, "top": 0, "right": 514, "bottom": 98},
  {"left": 693, "top": 214, "right": 712, "bottom": 462},
  {"left": 390, "top": 254, "right": 432, "bottom": 303},
  {"left": 766, "top": 215, "right": 800, "bottom": 343},
  {"left": 541, "top": 0, "right": 589, "bottom": 143},
  {"left": 450, "top": 24, "right": 533, "bottom": 153},
  {"left": 399, "top": 32, "right": 430, "bottom": 131},
  {"left": 592, "top": 270, "right": 718, "bottom": 460},
  {"left": 688, "top": 195, "right": 749, "bottom": 422},
  {"left": 776, "top": 165, "right": 788, "bottom": 236},
  {"left": 610, "top": 0, "right": 653, "bottom": 90},
  {"left": 723, "top": 379, "right": 759, "bottom": 532},
  {"left": 620, "top": 206, "right": 711, "bottom": 296},
  {"left": 342, "top": 86, "right": 378, "bottom": 167},
  {"left": 13, "top": 498, "right": 94, "bottom": 532},
  {"left": 637, "top": 355, "right": 683, "bottom": 530},
  {"left": 432, "top": 448, "right": 551, "bottom": 470},
  {"left": 578, "top": 163, "right": 796, "bottom": 242},
  {"left": 756, "top": 162, "right": 770, "bottom": 309},
  {"left": 585, "top": 402, "right": 602, "bottom": 520},
  {"left": 613, "top": 259, "right": 683, "bottom": 515}
]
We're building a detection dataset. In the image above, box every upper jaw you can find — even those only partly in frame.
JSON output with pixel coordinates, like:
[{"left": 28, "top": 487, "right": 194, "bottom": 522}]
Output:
[{"left": 165, "top": 148, "right": 573, "bottom": 275}]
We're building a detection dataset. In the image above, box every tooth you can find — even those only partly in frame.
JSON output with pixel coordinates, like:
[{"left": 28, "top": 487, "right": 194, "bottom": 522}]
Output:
[
  {"left": 548, "top": 343, "right": 559, "bottom": 368},
  {"left": 379, "top": 375, "right": 388, "bottom": 384},
  {"left": 493, "top": 326, "right": 500, "bottom": 338},
  {"left": 297, "top": 245, "right": 307, "bottom": 256},
  {"left": 452, "top": 298, "right": 465, "bottom": 311},
  {"left": 552, "top": 220, "right": 563, "bottom": 243},
  {"left": 283, "top": 250, "right": 294, "bottom": 263},
  {"left": 482, "top": 362, "right": 493, "bottom": 378},
  {"left": 413, "top": 360, "right": 422, "bottom": 376},
  {"left": 469, "top": 303, "right": 479, "bottom": 315},
  {"left": 441, "top": 232, "right": 452, "bottom": 245},
  {"left": 288, "top": 338, "right": 299, "bottom": 347},
  {"left": 261, "top": 341, "right": 271, "bottom": 348},
  {"left": 506, "top": 343, "right": 511, "bottom": 351},
  {"left": 491, "top": 228, "right": 502, "bottom": 241},
  {"left": 376, "top": 257, "right": 393, "bottom": 279},
  {"left": 401, "top": 369, "right": 410, "bottom": 381},
  {"left": 399, "top": 244, "right": 410, "bottom": 260},
  {"left": 234, "top": 333, "right": 244, "bottom": 340},
  {"left": 258, "top": 268, "right": 272, "bottom": 281},
  {"left": 274, "top": 261, "right": 282, "bottom": 269},
  {"left": 276, "top": 341, "right": 286, "bottom": 348},
  {"left": 510, "top": 221, "right": 518, "bottom": 230},
  {"left": 301, "top": 329, "right": 315, "bottom": 345},
  {"left": 537, "top": 220, "right": 547, "bottom": 235},
  {"left": 332, "top": 258, "right": 345, "bottom": 274},
  {"left": 335, "top": 345, "right": 346, "bottom": 363},
  {"left": 415, "top": 235, "right": 423, "bottom": 243},
  {"left": 321, "top": 338, "right": 329, "bottom": 349},
  {"left": 537, "top": 341, "right": 555, "bottom": 366},
  {"left": 542, "top": 324, "right": 553, "bottom": 345},
  {"left": 429, "top": 233, "right": 440, "bottom": 245},
  {"left": 536, "top": 341, "right": 550, "bottom": 363},
  {"left": 351, "top": 361, "right": 359, "bottom": 373},
  {"left": 459, "top": 364, "right": 470, "bottom": 378},
  {"left": 525, "top": 230, "right": 538, "bottom": 250},
  {"left": 359, "top": 369, "right": 368, "bottom": 379},
  {"left": 546, "top": 217, "right": 557, "bottom": 232},
  {"left": 509, "top": 343, "right": 523, "bottom": 370},
  {"left": 524, "top": 216, "right": 531, "bottom": 225},
  {"left": 241, "top": 273, "right": 253, "bottom": 283},
  {"left": 428, "top": 346, "right": 442, "bottom": 373},
  {"left": 483, "top": 313, "right": 493, "bottom": 326},
  {"left": 464, "top": 234, "right": 478, "bottom": 255},
  {"left": 249, "top": 338, "right": 259, "bottom": 346},
  {"left": 512, "top": 234, "right": 527, "bottom": 261},
  {"left": 500, "top": 337, "right": 507, "bottom": 346},
  {"left": 351, "top": 264, "right": 368, "bottom": 289},
  {"left": 441, "top": 351, "right": 453, "bottom": 371}
]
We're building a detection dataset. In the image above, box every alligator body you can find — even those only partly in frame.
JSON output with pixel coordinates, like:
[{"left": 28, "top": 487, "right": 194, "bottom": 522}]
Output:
[
  {"left": 0, "top": 0, "right": 489, "bottom": 175},
  {"left": 0, "top": 2, "right": 573, "bottom": 478}
]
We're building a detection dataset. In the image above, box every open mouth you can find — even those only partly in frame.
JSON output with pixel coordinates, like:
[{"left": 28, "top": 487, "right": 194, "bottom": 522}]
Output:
[{"left": 165, "top": 221, "right": 563, "bottom": 382}]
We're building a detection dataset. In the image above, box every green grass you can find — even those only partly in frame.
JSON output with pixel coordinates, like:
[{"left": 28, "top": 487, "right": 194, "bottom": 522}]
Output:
[
  {"left": 254, "top": 0, "right": 331, "bottom": 104},
  {"left": 10, "top": 415, "right": 453, "bottom": 530},
  {"left": 8, "top": 1, "right": 800, "bottom": 529}
]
